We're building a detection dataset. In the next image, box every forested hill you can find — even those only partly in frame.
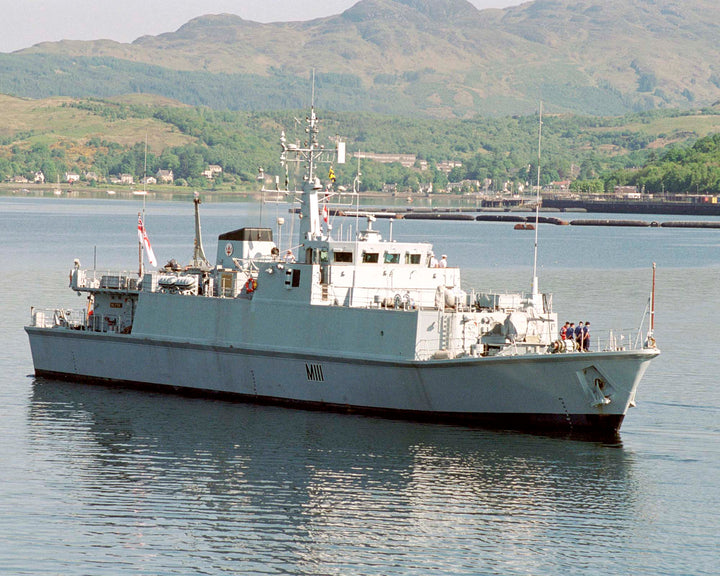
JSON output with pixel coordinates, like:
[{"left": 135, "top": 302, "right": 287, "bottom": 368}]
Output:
[
  {"left": 2, "top": 0, "right": 720, "bottom": 117},
  {"left": 2, "top": 94, "right": 720, "bottom": 194},
  {"left": 608, "top": 132, "right": 720, "bottom": 196}
]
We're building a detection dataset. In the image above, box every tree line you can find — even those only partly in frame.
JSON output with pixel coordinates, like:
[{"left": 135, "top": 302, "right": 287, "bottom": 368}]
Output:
[
  {"left": 604, "top": 133, "right": 720, "bottom": 195},
  {"left": 1, "top": 98, "right": 719, "bottom": 195}
]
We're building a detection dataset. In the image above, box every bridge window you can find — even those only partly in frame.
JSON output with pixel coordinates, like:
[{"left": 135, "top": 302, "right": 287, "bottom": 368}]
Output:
[
  {"left": 334, "top": 251, "right": 353, "bottom": 263},
  {"left": 405, "top": 253, "right": 421, "bottom": 264},
  {"left": 362, "top": 252, "right": 379, "bottom": 263},
  {"left": 384, "top": 252, "right": 400, "bottom": 264}
]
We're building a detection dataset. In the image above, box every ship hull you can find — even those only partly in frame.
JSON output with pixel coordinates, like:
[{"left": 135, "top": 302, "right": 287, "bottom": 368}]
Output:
[{"left": 26, "top": 326, "right": 657, "bottom": 437}]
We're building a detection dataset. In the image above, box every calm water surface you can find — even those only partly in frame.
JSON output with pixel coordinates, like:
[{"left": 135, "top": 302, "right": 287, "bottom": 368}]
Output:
[{"left": 1, "top": 197, "right": 718, "bottom": 575}]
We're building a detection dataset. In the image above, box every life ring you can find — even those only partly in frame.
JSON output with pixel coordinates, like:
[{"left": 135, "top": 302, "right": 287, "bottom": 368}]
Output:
[{"left": 245, "top": 278, "right": 258, "bottom": 293}]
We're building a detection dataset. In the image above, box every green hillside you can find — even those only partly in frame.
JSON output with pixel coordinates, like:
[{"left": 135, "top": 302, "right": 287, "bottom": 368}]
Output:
[
  {"left": 608, "top": 132, "right": 720, "bottom": 195},
  {"left": 2, "top": 94, "right": 720, "bottom": 194},
  {"left": 3, "top": 0, "right": 720, "bottom": 117}
]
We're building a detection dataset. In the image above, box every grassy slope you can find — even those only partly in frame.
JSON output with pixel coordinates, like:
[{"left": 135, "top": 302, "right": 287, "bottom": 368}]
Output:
[
  {"left": 0, "top": 94, "right": 194, "bottom": 151},
  {"left": 1, "top": 95, "right": 719, "bottom": 172}
]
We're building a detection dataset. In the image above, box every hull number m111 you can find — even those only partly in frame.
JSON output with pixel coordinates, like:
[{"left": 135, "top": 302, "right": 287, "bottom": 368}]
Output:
[{"left": 305, "top": 363, "right": 325, "bottom": 382}]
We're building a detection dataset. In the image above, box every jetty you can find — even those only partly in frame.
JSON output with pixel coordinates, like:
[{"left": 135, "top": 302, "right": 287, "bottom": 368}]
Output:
[
  {"left": 542, "top": 195, "right": 720, "bottom": 217},
  {"left": 333, "top": 208, "right": 720, "bottom": 229}
]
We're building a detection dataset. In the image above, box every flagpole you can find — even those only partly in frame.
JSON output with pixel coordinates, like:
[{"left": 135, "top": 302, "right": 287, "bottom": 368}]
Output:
[
  {"left": 138, "top": 133, "right": 150, "bottom": 278},
  {"left": 138, "top": 212, "right": 144, "bottom": 278}
]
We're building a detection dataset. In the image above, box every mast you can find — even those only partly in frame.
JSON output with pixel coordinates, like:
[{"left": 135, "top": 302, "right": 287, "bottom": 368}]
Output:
[
  {"left": 301, "top": 100, "right": 322, "bottom": 241},
  {"left": 279, "top": 71, "right": 344, "bottom": 243},
  {"left": 650, "top": 262, "right": 656, "bottom": 335},
  {"left": 531, "top": 101, "right": 543, "bottom": 299}
]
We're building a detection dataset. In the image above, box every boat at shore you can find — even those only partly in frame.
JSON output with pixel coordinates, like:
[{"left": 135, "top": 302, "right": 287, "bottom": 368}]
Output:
[{"left": 25, "top": 105, "right": 660, "bottom": 437}]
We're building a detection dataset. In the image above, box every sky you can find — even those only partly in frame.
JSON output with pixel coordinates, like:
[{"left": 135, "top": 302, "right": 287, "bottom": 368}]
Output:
[{"left": 0, "top": 0, "right": 524, "bottom": 53}]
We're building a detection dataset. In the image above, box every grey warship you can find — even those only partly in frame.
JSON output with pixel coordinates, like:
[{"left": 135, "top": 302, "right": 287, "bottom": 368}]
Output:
[{"left": 25, "top": 105, "right": 659, "bottom": 436}]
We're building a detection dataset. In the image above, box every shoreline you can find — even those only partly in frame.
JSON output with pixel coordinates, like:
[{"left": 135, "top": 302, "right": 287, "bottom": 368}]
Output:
[{"left": 4, "top": 185, "right": 720, "bottom": 222}]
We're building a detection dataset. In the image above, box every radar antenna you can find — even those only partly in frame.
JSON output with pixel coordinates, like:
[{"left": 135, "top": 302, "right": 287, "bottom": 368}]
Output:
[{"left": 271, "top": 71, "right": 346, "bottom": 242}]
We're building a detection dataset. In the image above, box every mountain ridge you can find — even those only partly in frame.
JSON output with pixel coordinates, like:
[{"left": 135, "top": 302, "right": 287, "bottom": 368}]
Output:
[{"left": 4, "top": 0, "right": 720, "bottom": 117}]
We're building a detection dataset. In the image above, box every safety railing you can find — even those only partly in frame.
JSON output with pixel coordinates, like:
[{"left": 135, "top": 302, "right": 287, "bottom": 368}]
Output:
[
  {"left": 555, "top": 328, "right": 651, "bottom": 353},
  {"left": 72, "top": 269, "right": 141, "bottom": 291},
  {"left": 30, "top": 307, "right": 86, "bottom": 329},
  {"left": 595, "top": 329, "right": 648, "bottom": 352},
  {"left": 414, "top": 327, "right": 651, "bottom": 361},
  {"left": 340, "top": 287, "right": 436, "bottom": 310},
  {"left": 30, "top": 307, "right": 132, "bottom": 334}
]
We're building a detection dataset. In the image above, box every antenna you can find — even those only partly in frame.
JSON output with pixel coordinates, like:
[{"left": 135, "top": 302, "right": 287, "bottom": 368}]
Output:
[
  {"left": 354, "top": 153, "right": 361, "bottom": 243},
  {"left": 275, "top": 73, "right": 344, "bottom": 243},
  {"left": 650, "top": 262, "right": 656, "bottom": 335},
  {"left": 531, "top": 101, "right": 543, "bottom": 298},
  {"left": 143, "top": 131, "right": 148, "bottom": 212},
  {"left": 311, "top": 67, "right": 316, "bottom": 109}
]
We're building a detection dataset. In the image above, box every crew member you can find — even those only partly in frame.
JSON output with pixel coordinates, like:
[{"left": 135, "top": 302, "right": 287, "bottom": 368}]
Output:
[
  {"left": 583, "top": 321, "right": 591, "bottom": 351},
  {"left": 575, "top": 322, "right": 584, "bottom": 349},
  {"left": 560, "top": 321, "right": 570, "bottom": 340}
]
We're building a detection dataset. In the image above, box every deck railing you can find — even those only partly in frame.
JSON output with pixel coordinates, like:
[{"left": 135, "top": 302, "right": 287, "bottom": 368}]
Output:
[
  {"left": 72, "top": 269, "right": 141, "bottom": 291},
  {"left": 414, "top": 328, "right": 651, "bottom": 361},
  {"left": 29, "top": 307, "right": 132, "bottom": 334},
  {"left": 30, "top": 307, "right": 86, "bottom": 329}
]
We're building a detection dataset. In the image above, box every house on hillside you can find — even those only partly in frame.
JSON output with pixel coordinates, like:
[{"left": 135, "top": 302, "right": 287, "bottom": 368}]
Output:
[
  {"left": 10, "top": 175, "right": 29, "bottom": 184},
  {"left": 446, "top": 180, "right": 480, "bottom": 193},
  {"left": 120, "top": 174, "right": 134, "bottom": 185},
  {"left": 34, "top": 171, "right": 45, "bottom": 184},
  {"left": 202, "top": 165, "right": 223, "bottom": 179},
  {"left": 436, "top": 161, "right": 462, "bottom": 174},
  {"left": 353, "top": 152, "right": 417, "bottom": 168},
  {"left": 143, "top": 176, "right": 157, "bottom": 185},
  {"left": 65, "top": 173, "right": 80, "bottom": 184},
  {"left": 550, "top": 180, "right": 571, "bottom": 191},
  {"left": 84, "top": 172, "right": 101, "bottom": 182},
  {"left": 156, "top": 169, "right": 174, "bottom": 183}
]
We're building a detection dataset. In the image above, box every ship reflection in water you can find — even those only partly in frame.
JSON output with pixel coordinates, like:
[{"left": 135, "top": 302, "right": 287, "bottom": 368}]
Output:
[{"left": 27, "top": 378, "right": 641, "bottom": 575}]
